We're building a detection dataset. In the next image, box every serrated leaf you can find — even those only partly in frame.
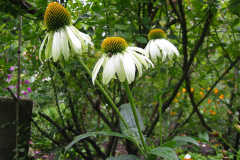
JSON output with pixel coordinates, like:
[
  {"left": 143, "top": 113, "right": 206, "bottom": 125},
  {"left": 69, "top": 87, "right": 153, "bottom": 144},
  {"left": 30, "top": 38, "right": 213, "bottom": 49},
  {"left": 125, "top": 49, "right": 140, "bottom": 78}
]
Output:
[
  {"left": 106, "top": 155, "right": 141, "bottom": 160},
  {"left": 148, "top": 147, "right": 178, "bottom": 160},
  {"left": 227, "top": 81, "right": 235, "bottom": 88},
  {"left": 119, "top": 103, "right": 145, "bottom": 132},
  {"left": 172, "top": 136, "right": 199, "bottom": 147},
  {"left": 136, "top": 36, "right": 147, "bottom": 43}
]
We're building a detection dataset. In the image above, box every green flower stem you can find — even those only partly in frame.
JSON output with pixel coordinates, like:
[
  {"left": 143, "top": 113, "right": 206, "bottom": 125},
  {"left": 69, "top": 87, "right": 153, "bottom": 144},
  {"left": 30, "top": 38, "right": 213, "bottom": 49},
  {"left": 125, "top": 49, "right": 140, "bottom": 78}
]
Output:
[
  {"left": 122, "top": 80, "right": 148, "bottom": 152},
  {"left": 132, "top": 139, "right": 147, "bottom": 159},
  {"left": 219, "top": 136, "right": 237, "bottom": 153},
  {"left": 75, "top": 55, "right": 129, "bottom": 130},
  {"left": 157, "top": 58, "right": 163, "bottom": 145}
]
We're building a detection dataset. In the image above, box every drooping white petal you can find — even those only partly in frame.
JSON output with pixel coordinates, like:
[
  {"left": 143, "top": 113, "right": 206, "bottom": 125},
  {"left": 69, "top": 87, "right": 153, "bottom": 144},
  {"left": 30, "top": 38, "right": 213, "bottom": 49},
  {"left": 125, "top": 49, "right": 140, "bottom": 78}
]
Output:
[
  {"left": 130, "top": 50, "right": 148, "bottom": 69},
  {"left": 128, "top": 46, "right": 149, "bottom": 57},
  {"left": 78, "top": 30, "right": 94, "bottom": 47},
  {"left": 39, "top": 34, "right": 48, "bottom": 61},
  {"left": 123, "top": 52, "right": 136, "bottom": 84},
  {"left": 92, "top": 55, "right": 106, "bottom": 85},
  {"left": 162, "top": 39, "right": 179, "bottom": 57},
  {"left": 66, "top": 26, "right": 82, "bottom": 54},
  {"left": 128, "top": 51, "right": 143, "bottom": 77},
  {"left": 45, "top": 31, "right": 54, "bottom": 60},
  {"left": 69, "top": 26, "right": 87, "bottom": 52},
  {"left": 145, "top": 42, "right": 150, "bottom": 56},
  {"left": 102, "top": 56, "right": 116, "bottom": 85},
  {"left": 154, "top": 39, "right": 179, "bottom": 61},
  {"left": 115, "top": 53, "right": 126, "bottom": 82},
  {"left": 60, "top": 28, "right": 69, "bottom": 60},
  {"left": 52, "top": 31, "right": 61, "bottom": 62},
  {"left": 149, "top": 40, "right": 161, "bottom": 63},
  {"left": 130, "top": 50, "right": 154, "bottom": 69}
]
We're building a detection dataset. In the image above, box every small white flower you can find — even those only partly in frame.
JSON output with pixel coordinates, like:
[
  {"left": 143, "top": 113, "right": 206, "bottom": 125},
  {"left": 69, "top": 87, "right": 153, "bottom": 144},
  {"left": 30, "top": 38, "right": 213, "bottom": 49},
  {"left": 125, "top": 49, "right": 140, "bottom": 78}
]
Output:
[
  {"left": 184, "top": 154, "right": 191, "bottom": 159},
  {"left": 92, "top": 37, "right": 154, "bottom": 85},
  {"left": 145, "top": 29, "right": 179, "bottom": 63},
  {"left": 39, "top": 2, "right": 93, "bottom": 62}
]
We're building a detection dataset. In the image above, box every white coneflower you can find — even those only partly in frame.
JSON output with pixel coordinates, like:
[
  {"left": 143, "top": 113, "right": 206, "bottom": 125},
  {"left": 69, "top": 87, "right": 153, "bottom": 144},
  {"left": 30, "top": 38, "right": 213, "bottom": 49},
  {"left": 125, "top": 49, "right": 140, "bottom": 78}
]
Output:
[
  {"left": 39, "top": 2, "right": 93, "bottom": 62},
  {"left": 92, "top": 37, "right": 154, "bottom": 85},
  {"left": 145, "top": 29, "right": 179, "bottom": 63}
]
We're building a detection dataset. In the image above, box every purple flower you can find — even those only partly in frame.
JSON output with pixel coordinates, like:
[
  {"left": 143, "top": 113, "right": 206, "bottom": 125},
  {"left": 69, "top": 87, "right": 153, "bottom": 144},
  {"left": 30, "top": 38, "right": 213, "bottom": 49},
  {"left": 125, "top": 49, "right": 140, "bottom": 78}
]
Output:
[
  {"left": 42, "top": 78, "right": 47, "bottom": 82},
  {"left": 7, "top": 74, "right": 12, "bottom": 78},
  {"left": 21, "top": 91, "right": 28, "bottom": 95},
  {"left": 6, "top": 78, "right": 11, "bottom": 82},
  {"left": 9, "top": 85, "right": 14, "bottom": 89},
  {"left": 15, "top": 94, "right": 21, "bottom": 98},
  {"left": 24, "top": 80, "right": 30, "bottom": 84},
  {"left": 15, "top": 85, "right": 18, "bottom": 88},
  {"left": 9, "top": 67, "right": 14, "bottom": 71},
  {"left": 27, "top": 87, "right": 32, "bottom": 92},
  {"left": 1, "top": 71, "right": 3, "bottom": 73}
]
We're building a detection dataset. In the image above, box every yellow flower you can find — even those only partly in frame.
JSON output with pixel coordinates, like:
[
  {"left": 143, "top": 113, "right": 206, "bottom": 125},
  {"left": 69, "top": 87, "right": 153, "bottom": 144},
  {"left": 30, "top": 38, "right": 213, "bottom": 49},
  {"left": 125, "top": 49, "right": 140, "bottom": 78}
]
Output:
[
  {"left": 191, "top": 88, "right": 194, "bottom": 92},
  {"left": 171, "top": 111, "right": 176, "bottom": 115},
  {"left": 207, "top": 87, "right": 211, "bottom": 90},
  {"left": 182, "top": 88, "right": 186, "bottom": 93},
  {"left": 213, "top": 88, "right": 219, "bottom": 94},
  {"left": 173, "top": 99, "right": 178, "bottom": 103},
  {"left": 208, "top": 99, "right": 211, "bottom": 103},
  {"left": 219, "top": 94, "right": 224, "bottom": 99},
  {"left": 177, "top": 93, "right": 181, "bottom": 97},
  {"left": 209, "top": 110, "right": 216, "bottom": 115},
  {"left": 200, "top": 91, "right": 204, "bottom": 96}
]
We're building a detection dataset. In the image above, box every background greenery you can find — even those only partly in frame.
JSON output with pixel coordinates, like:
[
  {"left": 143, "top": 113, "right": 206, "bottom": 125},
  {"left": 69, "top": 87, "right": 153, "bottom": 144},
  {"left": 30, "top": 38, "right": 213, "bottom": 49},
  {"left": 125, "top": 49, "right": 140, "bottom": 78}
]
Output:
[{"left": 0, "top": 0, "right": 240, "bottom": 159}]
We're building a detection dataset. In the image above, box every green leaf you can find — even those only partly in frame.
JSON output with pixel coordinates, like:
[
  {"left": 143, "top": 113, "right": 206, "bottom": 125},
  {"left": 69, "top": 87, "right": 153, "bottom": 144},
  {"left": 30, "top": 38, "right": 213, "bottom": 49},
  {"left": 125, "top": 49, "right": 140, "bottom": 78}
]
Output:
[
  {"left": 172, "top": 136, "right": 199, "bottom": 147},
  {"left": 0, "top": 23, "right": 6, "bottom": 31},
  {"left": 161, "top": 141, "right": 177, "bottom": 148},
  {"left": 167, "top": 34, "right": 178, "bottom": 40},
  {"left": 227, "top": 81, "right": 235, "bottom": 88},
  {"left": 228, "top": 0, "right": 240, "bottom": 16},
  {"left": 199, "top": 132, "right": 209, "bottom": 141},
  {"left": 115, "top": 24, "right": 128, "bottom": 31},
  {"left": 119, "top": 0, "right": 131, "bottom": 7},
  {"left": 136, "top": 36, "right": 147, "bottom": 43},
  {"left": 79, "top": 14, "right": 92, "bottom": 18},
  {"left": 119, "top": 103, "right": 145, "bottom": 132},
  {"left": 142, "top": 17, "right": 151, "bottom": 24},
  {"left": 148, "top": 147, "right": 178, "bottom": 160},
  {"left": 64, "top": 132, "right": 126, "bottom": 154},
  {"left": 117, "top": 31, "right": 132, "bottom": 42},
  {"left": 19, "top": 148, "right": 25, "bottom": 152},
  {"left": 106, "top": 155, "right": 141, "bottom": 160},
  {"left": 191, "top": 137, "right": 211, "bottom": 144}
]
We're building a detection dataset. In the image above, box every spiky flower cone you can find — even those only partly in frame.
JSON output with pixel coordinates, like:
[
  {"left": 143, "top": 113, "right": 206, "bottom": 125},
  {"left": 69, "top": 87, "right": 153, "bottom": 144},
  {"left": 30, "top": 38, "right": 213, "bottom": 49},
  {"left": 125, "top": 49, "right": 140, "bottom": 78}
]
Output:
[
  {"left": 39, "top": 2, "right": 93, "bottom": 62},
  {"left": 92, "top": 37, "right": 153, "bottom": 85},
  {"left": 145, "top": 29, "right": 179, "bottom": 62}
]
